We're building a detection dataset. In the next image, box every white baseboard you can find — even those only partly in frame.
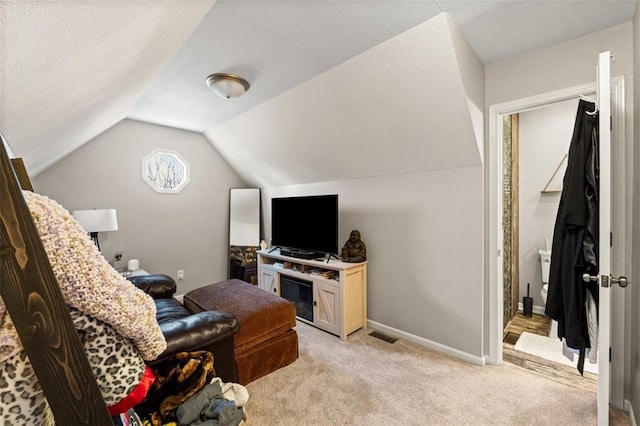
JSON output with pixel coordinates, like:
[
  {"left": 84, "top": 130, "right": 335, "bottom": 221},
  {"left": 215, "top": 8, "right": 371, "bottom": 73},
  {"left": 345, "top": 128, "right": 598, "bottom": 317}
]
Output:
[
  {"left": 625, "top": 399, "right": 637, "bottom": 426},
  {"left": 367, "top": 320, "right": 485, "bottom": 366},
  {"left": 518, "top": 302, "right": 545, "bottom": 315}
]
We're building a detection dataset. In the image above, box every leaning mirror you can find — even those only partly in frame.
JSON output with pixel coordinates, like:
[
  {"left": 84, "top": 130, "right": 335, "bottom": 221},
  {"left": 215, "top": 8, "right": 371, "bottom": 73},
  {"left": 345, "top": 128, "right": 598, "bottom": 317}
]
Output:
[{"left": 229, "top": 188, "right": 261, "bottom": 284}]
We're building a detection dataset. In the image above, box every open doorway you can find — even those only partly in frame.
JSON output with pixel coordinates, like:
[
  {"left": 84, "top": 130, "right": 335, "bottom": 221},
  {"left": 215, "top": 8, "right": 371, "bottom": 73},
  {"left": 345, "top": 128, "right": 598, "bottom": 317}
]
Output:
[
  {"left": 499, "top": 99, "right": 598, "bottom": 383},
  {"left": 487, "top": 77, "right": 627, "bottom": 405}
]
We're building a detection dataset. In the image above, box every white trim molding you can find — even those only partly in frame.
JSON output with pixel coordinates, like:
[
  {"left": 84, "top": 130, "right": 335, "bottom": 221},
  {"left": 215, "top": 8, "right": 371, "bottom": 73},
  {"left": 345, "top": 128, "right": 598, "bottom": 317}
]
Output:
[
  {"left": 624, "top": 399, "right": 636, "bottom": 426},
  {"left": 367, "top": 320, "right": 485, "bottom": 366}
]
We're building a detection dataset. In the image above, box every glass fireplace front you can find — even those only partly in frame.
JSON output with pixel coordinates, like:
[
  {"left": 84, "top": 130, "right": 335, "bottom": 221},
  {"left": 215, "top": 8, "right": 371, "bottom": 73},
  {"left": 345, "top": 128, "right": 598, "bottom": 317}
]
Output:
[{"left": 279, "top": 275, "right": 313, "bottom": 322}]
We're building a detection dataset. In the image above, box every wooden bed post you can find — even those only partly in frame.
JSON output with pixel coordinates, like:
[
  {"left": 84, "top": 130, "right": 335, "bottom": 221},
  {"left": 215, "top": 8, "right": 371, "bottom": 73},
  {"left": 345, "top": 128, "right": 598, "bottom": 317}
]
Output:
[
  {"left": 0, "top": 134, "right": 112, "bottom": 424},
  {"left": 10, "top": 157, "right": 34, "bottom": 191}
]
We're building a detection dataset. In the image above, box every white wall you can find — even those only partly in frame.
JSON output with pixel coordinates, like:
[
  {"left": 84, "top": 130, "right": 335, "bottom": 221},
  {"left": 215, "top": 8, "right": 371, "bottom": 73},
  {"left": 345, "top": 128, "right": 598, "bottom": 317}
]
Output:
[
  {"left": 517, "top": 98, "right": 577, "bottom": 308},
  {"left": 263, "top": 165, "right": 484, "bottom": 358},
  {"left": 33, "top": 119, "right": 247, "bottom": 293},
  {"left": 487, "top": 23, "right": 633, "bottom": 106}
]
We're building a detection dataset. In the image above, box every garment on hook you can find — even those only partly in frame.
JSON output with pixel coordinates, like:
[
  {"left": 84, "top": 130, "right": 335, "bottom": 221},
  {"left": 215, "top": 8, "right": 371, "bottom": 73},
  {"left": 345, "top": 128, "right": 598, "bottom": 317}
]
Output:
[{"left": 545, "top": 99, "right": 599, "bottom": 376}]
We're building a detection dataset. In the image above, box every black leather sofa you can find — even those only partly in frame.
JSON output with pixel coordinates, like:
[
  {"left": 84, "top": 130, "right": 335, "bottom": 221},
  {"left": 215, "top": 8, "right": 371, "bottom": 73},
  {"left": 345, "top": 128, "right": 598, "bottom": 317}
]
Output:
[{"left": 128, "top": 274, "right": 240, "bottom": 383}]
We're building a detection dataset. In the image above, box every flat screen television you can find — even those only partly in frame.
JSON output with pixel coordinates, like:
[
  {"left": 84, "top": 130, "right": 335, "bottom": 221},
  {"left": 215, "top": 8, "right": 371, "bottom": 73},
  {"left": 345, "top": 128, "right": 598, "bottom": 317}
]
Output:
[{"left": 271, "top": 194, "right": 338, "bottom": 258}]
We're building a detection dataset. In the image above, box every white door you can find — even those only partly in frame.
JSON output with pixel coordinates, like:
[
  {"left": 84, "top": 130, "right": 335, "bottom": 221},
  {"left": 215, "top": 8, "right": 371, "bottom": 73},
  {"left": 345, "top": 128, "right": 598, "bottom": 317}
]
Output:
[
  {"left": 594, "top": 50, "right": 629, "bottom": 426},
  {"left": 596, "top": 49, "right": 612, "bottom": 426}
]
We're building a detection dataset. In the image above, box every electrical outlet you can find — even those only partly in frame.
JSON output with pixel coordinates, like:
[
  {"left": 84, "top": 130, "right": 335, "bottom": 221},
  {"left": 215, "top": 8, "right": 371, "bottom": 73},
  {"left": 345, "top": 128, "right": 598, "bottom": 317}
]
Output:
[
  {"left": 177, "top": 269, "right": 184, "bottom": 280},
  {"left": 114, "top": 252, "right": 123, "bottom": 262}
]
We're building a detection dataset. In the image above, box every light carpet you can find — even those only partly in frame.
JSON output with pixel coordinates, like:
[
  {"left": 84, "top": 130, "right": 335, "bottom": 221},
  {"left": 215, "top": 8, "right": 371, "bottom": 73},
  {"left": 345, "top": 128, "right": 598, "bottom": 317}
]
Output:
[
  {"left": 514, "top": 331, "right": 598, "bottom": 375},
  {"left": 244, "top": 321, "right": 629, "bottom": 425}
]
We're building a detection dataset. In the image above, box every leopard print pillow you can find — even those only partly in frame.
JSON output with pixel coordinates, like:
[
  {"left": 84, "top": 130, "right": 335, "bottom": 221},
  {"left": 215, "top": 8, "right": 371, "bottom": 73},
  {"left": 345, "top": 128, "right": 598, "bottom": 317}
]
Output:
[
  {"left": 70, "top": 307, "right": 147, "bottom": 405},
  {"left": 0, "top": 308, "right": 147, "bottom": 425}
]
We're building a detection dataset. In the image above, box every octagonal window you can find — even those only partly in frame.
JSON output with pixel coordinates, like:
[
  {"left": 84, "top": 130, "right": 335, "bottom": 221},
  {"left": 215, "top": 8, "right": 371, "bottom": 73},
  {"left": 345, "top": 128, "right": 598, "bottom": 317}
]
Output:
[{"left": 142, "top": 149, "right": 190, "bottom": 193}]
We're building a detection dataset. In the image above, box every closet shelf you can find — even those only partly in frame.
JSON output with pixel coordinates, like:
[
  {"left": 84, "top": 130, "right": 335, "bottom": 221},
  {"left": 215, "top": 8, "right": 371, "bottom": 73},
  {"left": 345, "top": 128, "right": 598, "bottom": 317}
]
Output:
[{"left": 541, "top": 153, "right": 567, "bottom": 194}]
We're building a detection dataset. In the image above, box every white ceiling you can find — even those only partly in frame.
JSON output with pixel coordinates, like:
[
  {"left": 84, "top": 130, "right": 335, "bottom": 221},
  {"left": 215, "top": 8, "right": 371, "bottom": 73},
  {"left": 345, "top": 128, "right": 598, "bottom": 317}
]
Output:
[
  {"left": 206, "top": 13, "right": 486, "bottom": 187},
  {"left": 129, "top": 0, "right": 637, "bottom": 133},
  {"left": 0, "top": 0, "right": 216, "bottom": 174},
  {"left": 1, "top": 0, "right": 637, "bottom": 176}
]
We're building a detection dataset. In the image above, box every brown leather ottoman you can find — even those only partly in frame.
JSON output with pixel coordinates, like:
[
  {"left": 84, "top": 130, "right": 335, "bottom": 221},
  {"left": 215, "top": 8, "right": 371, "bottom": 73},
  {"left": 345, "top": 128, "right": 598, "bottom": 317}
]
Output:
[{"left": 183, "top": 279, "right": 298, "bottom": 385}]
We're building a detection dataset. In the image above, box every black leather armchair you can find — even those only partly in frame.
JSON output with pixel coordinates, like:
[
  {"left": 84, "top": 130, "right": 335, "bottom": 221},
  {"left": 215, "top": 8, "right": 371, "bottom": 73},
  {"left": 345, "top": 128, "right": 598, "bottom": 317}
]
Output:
[{"left": 128, "top": 274, "right": 240, "bottom": 382}]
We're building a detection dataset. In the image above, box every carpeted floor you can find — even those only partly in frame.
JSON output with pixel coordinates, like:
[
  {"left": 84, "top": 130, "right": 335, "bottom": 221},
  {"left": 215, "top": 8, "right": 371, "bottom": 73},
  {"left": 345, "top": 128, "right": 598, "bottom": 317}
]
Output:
[{"left": 244, "top": 321, "right": 630, "bottom": 425}]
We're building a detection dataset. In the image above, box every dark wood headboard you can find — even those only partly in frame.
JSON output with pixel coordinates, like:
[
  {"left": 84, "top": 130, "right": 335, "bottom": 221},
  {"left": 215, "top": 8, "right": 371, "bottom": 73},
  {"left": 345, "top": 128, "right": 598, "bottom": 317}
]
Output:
[
  {"left": 0, "top": 135, "right": 112, "bottom": 424},
  {"left": 10, "top": 157, "right": 34, "bottom": 191}
]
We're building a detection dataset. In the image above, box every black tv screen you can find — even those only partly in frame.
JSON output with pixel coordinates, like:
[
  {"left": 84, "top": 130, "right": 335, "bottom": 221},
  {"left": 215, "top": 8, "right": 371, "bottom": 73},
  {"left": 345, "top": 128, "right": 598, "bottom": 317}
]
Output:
[{"left": 271, "top": 194, "right": 338, "bottom": 255}]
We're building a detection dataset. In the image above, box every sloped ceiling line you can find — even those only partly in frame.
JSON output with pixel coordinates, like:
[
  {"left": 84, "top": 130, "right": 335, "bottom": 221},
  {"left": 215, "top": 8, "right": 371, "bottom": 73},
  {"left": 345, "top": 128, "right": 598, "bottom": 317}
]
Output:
[
  {"left": 2, "top": 1, "right": 635, "bottom": 176},
  {"left": 1, "top": 1, "right": 216, "bottom": 175},
  {"left": 205, "top": 13, "right": 483, "bottom": 188}
]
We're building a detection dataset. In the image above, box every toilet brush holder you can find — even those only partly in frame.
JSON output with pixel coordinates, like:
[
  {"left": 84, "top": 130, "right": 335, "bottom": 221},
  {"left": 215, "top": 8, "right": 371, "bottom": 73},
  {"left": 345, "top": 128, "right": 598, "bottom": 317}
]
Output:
[{"left": 523, "top": 283, "right": 533, "bottom": 317}]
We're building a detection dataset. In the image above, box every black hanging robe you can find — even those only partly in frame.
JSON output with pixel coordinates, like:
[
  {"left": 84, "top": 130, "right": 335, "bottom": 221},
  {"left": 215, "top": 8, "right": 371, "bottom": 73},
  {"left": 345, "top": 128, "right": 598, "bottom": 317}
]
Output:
[{"left": 544, "top": 99, "right": 599, "bottom": 375}]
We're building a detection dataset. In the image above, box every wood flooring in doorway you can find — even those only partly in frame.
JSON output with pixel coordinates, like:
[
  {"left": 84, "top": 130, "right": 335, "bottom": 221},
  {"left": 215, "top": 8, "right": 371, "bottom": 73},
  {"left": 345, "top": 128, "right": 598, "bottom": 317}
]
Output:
[{"left": 503, "top": 312, "right": 597, "bottom": 391}]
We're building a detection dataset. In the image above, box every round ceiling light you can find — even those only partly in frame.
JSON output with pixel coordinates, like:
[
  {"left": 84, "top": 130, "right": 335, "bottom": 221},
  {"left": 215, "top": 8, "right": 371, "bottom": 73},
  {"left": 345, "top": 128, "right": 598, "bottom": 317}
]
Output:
[{"left": 206, "top": 73, "right": 250, "bottom": 99}]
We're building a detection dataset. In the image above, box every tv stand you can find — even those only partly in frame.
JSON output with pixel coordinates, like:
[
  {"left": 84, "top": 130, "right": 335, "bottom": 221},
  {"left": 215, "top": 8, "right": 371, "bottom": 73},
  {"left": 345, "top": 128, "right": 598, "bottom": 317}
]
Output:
[{"left": 257, "top": 249, "right": 367, "bottom": 341}]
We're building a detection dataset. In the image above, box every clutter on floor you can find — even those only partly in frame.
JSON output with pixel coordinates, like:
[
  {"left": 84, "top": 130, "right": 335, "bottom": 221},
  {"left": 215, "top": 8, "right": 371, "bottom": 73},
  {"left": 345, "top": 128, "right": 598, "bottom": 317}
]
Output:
[{"left": 134, "top": 350, "right": 249, "bottom": 426}]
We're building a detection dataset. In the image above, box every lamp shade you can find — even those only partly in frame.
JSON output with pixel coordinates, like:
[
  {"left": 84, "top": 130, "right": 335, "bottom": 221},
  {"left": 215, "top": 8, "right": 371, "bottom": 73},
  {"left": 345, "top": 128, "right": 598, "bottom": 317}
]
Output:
[
  {"left": 72, "top": 209, "right": 118, "bottom": 233},
  {"left": 206, "top": 73, "right": 250, "bottom": 99}
]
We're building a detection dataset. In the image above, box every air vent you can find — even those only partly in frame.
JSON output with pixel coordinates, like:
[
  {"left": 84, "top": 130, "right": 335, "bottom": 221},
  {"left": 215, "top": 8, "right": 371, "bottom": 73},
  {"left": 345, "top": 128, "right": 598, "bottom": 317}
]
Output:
[{"left": 369, "top": 331, "right": 398, "bottom": 344}]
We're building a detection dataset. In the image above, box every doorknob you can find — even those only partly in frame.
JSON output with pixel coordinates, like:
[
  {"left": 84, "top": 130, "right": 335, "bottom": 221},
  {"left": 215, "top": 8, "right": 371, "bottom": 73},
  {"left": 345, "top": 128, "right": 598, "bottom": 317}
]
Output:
[
  {"left": 612, "top": 276, "right": 630, "bottom": 287},
  {"left": 582, "top": 273, "right": 630, "bottom": 288}
]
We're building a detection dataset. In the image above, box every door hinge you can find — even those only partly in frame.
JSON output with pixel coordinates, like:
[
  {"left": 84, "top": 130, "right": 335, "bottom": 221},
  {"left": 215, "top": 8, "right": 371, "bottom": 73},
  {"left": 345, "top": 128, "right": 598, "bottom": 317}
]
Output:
[
  {"left": 610, "top": 232, "right": 613, "bottom": 247},
  {"left": 610, "top": 116, "right": 613, "bottom": 131},
  {"left": 609, "top": 347, "right": 612, "bottom": 363}
]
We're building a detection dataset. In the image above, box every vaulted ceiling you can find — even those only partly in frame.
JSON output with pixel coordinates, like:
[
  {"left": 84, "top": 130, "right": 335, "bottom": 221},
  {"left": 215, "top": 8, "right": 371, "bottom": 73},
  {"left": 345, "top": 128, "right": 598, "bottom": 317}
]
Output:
[
  {"left": 206, "top": 13, "right": 485, "bottom": 187},
  {"left": 1, "top": 1, "right": 636, "bottom": 181}
]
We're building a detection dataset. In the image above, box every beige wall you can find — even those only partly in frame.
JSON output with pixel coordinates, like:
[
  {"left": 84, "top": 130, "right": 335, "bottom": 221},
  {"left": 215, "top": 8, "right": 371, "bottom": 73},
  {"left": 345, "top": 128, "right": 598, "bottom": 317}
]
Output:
[
  {"left": 263, "top": 165, "right": 484, "bottom": 359},
  {"left": 33, "top": 119, "right": 247, "bottom": 293},
  {"left": 517, "top": 98, "right": 577, "bottom": 309}
]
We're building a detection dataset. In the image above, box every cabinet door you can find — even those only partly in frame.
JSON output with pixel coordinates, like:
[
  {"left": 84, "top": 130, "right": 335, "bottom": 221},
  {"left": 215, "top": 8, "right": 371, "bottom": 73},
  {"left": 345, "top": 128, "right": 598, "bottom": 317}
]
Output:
[
  {"left": 259, "top": 268, "right": 279, "bottom": 295},
  {"left": 313, "top": 281, "right": 340, "bottom": 335},
  {"left": 342, "top": 267, "right": 366, "bottom": 334}
]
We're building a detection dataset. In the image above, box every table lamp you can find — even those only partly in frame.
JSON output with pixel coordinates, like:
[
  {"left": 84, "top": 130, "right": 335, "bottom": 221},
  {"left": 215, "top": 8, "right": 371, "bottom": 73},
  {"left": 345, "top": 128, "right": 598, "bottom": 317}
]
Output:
[{"left": 72, "top": 209, "right": 118, "bottom": 251}]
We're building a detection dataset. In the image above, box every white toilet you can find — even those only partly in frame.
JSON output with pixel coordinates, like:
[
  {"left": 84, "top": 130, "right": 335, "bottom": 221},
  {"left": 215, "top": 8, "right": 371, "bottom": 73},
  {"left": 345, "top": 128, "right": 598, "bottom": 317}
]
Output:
[
  {"left": 538, "top": 248, "right": 557, "bottom": 337},
  {"left": 539, "top": 248, "right": 551, "bottom": 305}
]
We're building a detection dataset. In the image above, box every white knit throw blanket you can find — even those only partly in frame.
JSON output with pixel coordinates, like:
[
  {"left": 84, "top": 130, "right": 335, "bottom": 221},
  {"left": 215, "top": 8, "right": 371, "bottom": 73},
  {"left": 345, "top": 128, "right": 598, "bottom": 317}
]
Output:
[{"left": 0, "top": 191, "right": 166, "bottom": 364}]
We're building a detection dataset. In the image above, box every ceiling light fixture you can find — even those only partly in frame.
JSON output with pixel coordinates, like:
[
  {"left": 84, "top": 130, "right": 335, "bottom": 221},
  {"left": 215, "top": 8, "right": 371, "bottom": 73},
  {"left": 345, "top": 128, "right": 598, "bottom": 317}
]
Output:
[{"left": 206, "top": 73, "right": 250, "bottom": 99}]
